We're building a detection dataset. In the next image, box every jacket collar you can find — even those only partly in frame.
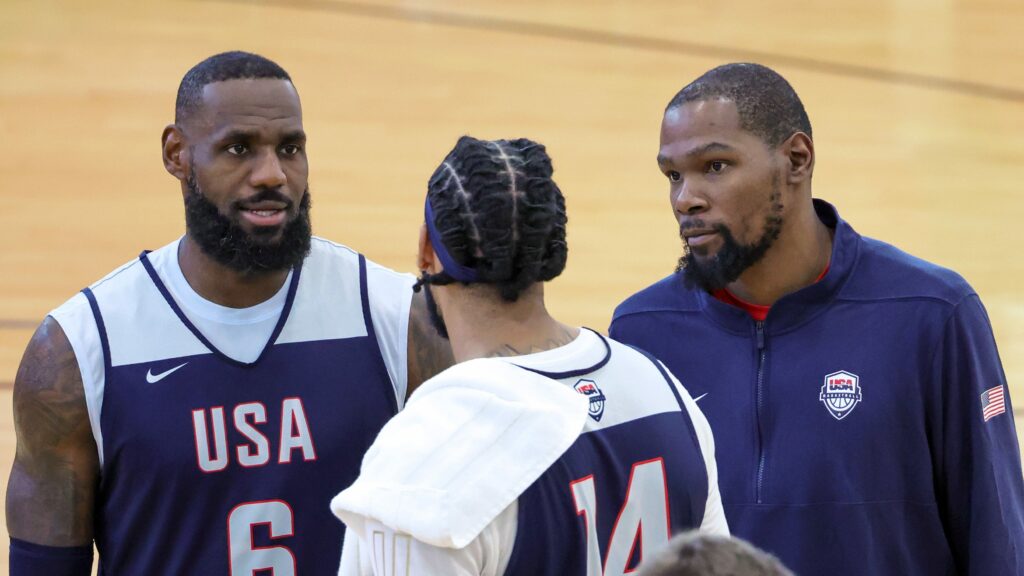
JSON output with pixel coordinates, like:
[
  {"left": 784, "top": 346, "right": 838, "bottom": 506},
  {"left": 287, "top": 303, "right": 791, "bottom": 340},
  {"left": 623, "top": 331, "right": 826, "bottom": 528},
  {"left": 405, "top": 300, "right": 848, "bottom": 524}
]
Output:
[{"left": 693, "top": 199, "right": 860, "bottom": 335}]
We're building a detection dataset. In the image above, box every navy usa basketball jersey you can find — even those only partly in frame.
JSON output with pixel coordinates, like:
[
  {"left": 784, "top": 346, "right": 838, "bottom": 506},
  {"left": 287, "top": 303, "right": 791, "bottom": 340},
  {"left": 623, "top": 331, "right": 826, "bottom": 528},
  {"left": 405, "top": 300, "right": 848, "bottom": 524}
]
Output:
[
  {"left": 504, "top": 331, "right": 723, "bottom": 575},
  {"left": 333, "top": 329, "right": 726, "bottom": 576},
  {"left": 50, "top": 237, "right": 413, "bottom": 575}
]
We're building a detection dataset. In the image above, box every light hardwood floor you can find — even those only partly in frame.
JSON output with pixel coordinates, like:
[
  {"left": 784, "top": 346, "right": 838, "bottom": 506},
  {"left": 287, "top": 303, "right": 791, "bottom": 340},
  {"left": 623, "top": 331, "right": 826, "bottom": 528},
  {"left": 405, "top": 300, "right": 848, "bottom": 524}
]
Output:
[{"left": 1, "top": 0, "right": 1022, "bottom": 570}]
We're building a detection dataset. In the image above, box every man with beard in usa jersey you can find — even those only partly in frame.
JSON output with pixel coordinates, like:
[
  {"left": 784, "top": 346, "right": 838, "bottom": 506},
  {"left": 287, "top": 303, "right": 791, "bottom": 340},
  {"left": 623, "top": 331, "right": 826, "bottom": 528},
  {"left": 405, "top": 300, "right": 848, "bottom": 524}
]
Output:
[
  {"left": 331, "top": 136, "right": 728, "bottom": 575},
  {"left": 6, "top": 51, "right": 452, "bottom": 575}
]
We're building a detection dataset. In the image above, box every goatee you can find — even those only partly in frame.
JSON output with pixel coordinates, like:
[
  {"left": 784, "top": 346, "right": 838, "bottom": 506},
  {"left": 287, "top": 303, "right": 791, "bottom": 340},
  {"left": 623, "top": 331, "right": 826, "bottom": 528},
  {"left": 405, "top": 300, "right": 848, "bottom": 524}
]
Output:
[{"left": 676, "top": 189, "right": 783, "bottom": 292}]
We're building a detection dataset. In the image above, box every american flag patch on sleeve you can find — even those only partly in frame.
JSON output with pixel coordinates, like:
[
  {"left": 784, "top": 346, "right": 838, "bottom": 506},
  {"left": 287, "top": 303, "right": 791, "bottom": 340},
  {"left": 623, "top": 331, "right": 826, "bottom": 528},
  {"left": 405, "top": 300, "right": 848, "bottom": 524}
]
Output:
[{"left": 981, "top": 385, "right": 1006, "bottom": 422}]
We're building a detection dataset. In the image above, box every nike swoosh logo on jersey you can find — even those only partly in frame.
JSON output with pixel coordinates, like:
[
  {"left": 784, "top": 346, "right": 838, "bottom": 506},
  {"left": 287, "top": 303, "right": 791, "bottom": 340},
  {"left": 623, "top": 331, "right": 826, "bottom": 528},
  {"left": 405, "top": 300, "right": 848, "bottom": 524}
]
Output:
[
  {"left": 146, "top": 362, "right": 188, "bottom": 384},
  {"left": 693, "top": 393, "right": 708, "bottom": 403}
]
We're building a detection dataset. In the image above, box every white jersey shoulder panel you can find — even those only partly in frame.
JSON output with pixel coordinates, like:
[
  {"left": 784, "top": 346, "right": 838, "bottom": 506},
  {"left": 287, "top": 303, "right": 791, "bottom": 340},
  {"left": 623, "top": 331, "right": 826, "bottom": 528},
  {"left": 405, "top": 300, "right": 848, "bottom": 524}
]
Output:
[
  {"left": 277, "top": 238, "right": 368, "bottom": 345},
  {"left": 286, "top": 238, "right": 415, "bottom": 402},
  {"left": 49, "top": 289, "right": 110, "bottom": 467},
  {"left": 87, "top": 243, "right": 210, "bottom": 368},
  {"left": 48, "top": 249, "right": 188, "bottom": 467}
]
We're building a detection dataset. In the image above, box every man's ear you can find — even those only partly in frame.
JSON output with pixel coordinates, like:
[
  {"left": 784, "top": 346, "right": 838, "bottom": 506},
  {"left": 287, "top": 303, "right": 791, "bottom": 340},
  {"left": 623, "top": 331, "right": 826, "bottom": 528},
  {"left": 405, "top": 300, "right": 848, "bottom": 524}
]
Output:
[
  {"left": 417, "top": 224, "right": 441, "bottom": 274},
  {"left": 162, "top": 124, "right": 189, "bottom": 181},
  {"left": 783, "top": 131, "right": 814, "bottom": 185}
]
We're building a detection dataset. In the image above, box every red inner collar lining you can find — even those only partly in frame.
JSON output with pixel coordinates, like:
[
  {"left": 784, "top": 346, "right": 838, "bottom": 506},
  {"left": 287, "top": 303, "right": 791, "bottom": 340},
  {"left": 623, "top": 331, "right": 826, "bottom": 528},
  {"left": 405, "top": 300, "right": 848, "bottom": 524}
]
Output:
[{"left": 712, "top": 263, "right": 830, "bottom": 321}]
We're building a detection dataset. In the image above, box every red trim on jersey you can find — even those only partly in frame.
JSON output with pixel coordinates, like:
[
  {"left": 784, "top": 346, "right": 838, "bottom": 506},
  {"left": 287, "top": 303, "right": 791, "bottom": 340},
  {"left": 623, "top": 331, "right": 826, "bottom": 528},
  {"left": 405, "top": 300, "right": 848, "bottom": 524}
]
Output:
[{"left": 713, "top": 263, "right": 830, "bottom": 321}]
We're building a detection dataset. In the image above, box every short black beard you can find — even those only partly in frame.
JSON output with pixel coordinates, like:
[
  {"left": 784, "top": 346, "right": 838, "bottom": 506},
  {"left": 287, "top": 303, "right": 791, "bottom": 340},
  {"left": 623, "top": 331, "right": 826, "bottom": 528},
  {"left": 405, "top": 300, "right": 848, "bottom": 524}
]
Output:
[
  {"left": 184, "top": 172, "right": 312, "bottom": 275},
  {"left": 422, "top": 282, "right": 450, "bottom": 340},
  {"left": 675, "top": 189, "right": 783, "bottom": 293}
]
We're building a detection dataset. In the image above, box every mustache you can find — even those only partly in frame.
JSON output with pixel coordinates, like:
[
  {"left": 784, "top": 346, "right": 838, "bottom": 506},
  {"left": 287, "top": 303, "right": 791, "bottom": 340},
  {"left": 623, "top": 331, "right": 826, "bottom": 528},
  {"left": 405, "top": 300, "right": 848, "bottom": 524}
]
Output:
[
  {"left": 679, "top": 220, "right": 726, "bottom": 237},
  {"left": 232, "top": 188, "right": 294, "bottom": 210}
]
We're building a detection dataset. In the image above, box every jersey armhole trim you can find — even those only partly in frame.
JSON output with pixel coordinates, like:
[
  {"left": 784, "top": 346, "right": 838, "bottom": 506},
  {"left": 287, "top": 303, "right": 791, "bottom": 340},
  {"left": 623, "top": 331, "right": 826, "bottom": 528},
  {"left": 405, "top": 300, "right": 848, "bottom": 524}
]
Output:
[
  {"left": 359, "top": 254, "right": 400, "bottom": 415},
  {"left": 81, "top": 288, "right": 112, "bottom": 373},
  {"left": 624, "top": 344, "right": 709, "bottom": 520},
  {"left": 80, "top": 287, "right": 110, "bottom": 469},
  {"left": 624, "top": 345, "right": 686, "bottom": 409}
]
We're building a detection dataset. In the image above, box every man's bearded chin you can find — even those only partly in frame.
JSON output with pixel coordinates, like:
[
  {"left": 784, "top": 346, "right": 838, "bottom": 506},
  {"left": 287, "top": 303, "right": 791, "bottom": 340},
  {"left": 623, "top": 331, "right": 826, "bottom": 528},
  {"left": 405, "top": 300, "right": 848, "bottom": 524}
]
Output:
[
  {"left": 675, "top": 194, "right": 784, "bottom": 293},
  {"left": 184, "top": 173, "right": 312, "bottom": 275}
]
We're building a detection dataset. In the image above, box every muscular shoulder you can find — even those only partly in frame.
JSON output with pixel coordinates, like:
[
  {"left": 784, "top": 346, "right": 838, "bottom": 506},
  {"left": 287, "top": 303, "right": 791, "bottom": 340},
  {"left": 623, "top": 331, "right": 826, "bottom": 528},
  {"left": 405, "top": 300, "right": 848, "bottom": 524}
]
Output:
[
  {"left": 8, "top": 316, "right": 98, "bottom": 545},
  {"left": 843, "top": 236, "right": 975, "bottom": 306},
  {"left": 15, "top": 317, "right": 84, "bottom": 405}
]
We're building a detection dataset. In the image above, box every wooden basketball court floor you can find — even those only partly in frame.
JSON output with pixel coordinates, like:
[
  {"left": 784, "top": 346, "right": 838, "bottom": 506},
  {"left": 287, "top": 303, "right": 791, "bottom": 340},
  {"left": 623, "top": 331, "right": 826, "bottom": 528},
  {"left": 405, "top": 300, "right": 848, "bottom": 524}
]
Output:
[{"left": 1, "top": 0, "right": 1022, "bottom": 567}]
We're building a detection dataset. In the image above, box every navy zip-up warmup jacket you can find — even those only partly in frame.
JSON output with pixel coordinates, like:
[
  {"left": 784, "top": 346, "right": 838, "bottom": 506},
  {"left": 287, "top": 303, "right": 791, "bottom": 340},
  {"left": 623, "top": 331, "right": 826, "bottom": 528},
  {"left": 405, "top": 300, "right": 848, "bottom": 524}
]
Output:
[{"left": 610, "top": 199, "right": 1024, "bottom": 575}]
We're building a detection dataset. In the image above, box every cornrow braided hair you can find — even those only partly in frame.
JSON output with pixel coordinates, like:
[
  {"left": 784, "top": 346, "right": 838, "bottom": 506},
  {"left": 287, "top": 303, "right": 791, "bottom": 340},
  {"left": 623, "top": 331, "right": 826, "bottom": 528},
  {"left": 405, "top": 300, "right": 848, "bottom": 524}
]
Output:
[{"left": 414, "top": 135, "right": 568, "bottom": 302}]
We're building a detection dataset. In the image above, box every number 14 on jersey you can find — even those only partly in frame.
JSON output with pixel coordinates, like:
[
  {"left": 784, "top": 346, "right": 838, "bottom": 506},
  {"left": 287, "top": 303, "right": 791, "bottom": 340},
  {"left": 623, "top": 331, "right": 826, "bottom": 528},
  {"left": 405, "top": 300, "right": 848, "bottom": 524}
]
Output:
[{"left": 570, "top": 458, "right": 670, "bottom": 576}]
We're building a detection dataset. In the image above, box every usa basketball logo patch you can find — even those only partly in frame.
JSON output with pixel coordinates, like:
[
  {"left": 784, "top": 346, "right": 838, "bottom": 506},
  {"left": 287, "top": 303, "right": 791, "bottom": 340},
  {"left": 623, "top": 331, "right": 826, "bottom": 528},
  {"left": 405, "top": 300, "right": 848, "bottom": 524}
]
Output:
[
  {"left": 819, "top": 370, "right": 862, "bottom": 420},
  {"left": 574, "top": 379, "right": 606, "bottom": 422}
]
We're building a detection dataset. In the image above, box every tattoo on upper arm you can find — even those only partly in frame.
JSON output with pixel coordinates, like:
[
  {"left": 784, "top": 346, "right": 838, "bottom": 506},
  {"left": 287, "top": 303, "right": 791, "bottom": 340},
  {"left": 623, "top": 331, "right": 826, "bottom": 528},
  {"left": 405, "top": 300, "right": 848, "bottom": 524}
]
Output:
[
  {"left": 406, "top": 292, "right": 454, "bottom": 397},
  {"left": 6, "top": 316, "right": 98, "bottom": 546}
]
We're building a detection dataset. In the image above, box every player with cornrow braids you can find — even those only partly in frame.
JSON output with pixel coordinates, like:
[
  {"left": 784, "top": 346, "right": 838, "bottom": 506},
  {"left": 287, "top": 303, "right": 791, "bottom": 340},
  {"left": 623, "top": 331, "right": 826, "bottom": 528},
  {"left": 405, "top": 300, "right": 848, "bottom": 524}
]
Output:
[
  {"left": 332, "top": 136, "right": 728, "bottom": 576},
  {"left": 415, "top": 136, "right": 567, "bottom": 303}
]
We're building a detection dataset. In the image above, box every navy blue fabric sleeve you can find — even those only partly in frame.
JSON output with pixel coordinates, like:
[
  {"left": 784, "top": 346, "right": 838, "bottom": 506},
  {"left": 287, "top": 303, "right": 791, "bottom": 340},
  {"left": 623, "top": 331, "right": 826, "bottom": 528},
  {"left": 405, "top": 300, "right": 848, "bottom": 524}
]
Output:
[
  {"left": 607, "top": 315, "right": 629, "bottom": 344},
  {"left": 10, "top": 538, "right": 93, "bottom": 576},
  {"left": 934, "top": 294, "right": 1024, "bottom": 574}
]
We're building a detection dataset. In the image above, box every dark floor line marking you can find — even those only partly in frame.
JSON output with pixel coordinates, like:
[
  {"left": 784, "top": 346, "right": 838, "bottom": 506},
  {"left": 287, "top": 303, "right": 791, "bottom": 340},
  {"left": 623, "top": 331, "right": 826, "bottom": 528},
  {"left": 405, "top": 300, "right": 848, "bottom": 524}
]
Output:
[{"left": 213, "top": 0, "right": 1024, "bottom": 104}]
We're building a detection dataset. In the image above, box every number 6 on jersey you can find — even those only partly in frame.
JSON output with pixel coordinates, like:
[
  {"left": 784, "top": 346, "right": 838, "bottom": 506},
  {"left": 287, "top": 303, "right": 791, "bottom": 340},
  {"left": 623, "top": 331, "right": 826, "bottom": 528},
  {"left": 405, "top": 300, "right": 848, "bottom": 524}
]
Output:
[{"left": 228, "top": 500, "right": 297, "bottom": 576}]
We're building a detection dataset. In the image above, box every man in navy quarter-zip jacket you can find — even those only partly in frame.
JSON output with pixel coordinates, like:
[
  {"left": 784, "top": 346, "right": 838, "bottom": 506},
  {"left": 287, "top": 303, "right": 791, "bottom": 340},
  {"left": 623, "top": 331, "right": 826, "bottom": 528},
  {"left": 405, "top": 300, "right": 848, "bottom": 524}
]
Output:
[{"left": 610, "top": 62, "right": 1024, "bottom": 575}]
